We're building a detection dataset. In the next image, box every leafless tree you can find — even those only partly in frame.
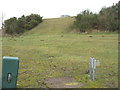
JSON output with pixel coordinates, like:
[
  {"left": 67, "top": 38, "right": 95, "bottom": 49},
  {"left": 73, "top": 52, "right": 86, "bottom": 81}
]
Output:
[
  {"left": 0, "top": 12, "right": 5, "bottom": 30},
  {"left": 1, "top": 13, "right": 4, "bottom": 30}
]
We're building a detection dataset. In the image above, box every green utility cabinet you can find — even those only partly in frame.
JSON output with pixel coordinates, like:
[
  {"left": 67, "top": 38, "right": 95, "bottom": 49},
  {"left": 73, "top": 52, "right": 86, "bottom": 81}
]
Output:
[{"left": 2, "top": 56, "right": 19, "bottom": 88}]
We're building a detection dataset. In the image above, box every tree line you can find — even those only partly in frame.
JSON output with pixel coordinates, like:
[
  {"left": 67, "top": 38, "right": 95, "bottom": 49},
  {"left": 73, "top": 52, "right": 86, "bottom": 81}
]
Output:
[
  {"left": 3, "top": 1, "right": 119, "bottom": 35},
  {"left": 73, "top": 1, "right": 119, "bottom": 32},
  {"left": 4, "top": 14, "right": 42, "bottom": 34}
]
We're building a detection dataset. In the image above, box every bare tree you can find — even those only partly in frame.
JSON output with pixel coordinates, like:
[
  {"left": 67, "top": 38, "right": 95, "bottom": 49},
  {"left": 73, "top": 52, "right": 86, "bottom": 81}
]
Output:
[
  {"left": 0, "top": 12, "right": 5, "bottom": 30},
  {"left": 1, "top": 12, "right": 4, "bottom": 30}
]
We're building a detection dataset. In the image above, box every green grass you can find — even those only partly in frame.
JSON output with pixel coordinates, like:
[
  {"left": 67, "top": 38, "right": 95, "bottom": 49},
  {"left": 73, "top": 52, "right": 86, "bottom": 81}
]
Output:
[
  {"left": 0, "top": 36, "right": 2, "bottom": 82},
  {"left": 24, "top": 17, "right": 75, "bottom": 35},
  {"left": 2, "top": 17, "right": 118, "bottom": 88}
]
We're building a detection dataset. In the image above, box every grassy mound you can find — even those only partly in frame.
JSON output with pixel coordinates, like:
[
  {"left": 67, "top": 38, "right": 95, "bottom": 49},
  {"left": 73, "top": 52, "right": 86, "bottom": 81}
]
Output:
[{"left": 24, "top": 17, "right": 75, "bottom": 35}]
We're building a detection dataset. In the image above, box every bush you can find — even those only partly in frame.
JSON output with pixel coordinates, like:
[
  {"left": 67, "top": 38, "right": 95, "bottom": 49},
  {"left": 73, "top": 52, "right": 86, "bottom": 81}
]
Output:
[
  {"left": 4, "top": 14, "right": 43, "bottom": 34},
  {"left": 74, "top": 10, "right": 98, "bottom": 32},
  {"left": 74, "top": 1, "right": 119, "bottom": 32},
  {"left": 4, "top": 17, "right": 18, "bottom": 34}
]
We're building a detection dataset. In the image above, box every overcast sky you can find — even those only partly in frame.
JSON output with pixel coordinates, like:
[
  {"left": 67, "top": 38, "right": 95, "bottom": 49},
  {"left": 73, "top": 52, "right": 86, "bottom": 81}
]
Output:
[{"left": 0, "top": 0, "right": 119, "bottom": 25}]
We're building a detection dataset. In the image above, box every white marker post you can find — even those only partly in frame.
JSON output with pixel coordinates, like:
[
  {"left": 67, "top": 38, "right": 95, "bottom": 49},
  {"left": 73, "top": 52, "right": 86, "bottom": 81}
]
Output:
[
  {"left": 90, "top": 57, "right": 100, "bottom": 81},
  {"left": 90, "top": 57, "right": 96, "bottom": 81}
]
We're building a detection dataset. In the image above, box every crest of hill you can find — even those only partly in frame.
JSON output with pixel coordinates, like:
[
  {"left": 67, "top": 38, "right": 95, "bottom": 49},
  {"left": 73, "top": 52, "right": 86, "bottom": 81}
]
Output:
[{"left": 24, "top": 16, "right": 75, "bottom": 35}]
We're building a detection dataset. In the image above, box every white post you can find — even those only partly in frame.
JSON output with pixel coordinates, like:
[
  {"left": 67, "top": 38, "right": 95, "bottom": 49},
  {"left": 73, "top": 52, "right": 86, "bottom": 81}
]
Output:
[
  {"left": 90, "top": 57, "right": 100, "bottom": 81},
  {"left": 90, "top": 57, "right": 95, "bottom": 81}
]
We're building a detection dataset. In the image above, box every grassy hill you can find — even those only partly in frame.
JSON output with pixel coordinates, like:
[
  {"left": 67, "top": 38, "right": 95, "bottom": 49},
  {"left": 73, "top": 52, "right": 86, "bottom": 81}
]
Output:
[
  {"left": 2, "top": 17, "right": 118, "bottom": 88},
  {"left": 24, "top": 17, "right": 75, "bottom": 35}
]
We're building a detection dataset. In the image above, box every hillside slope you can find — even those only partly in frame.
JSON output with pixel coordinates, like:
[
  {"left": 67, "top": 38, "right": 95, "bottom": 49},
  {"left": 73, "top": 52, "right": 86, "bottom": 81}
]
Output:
[{"left": 24, "top": 17, "right": 75, "bottom": 35}]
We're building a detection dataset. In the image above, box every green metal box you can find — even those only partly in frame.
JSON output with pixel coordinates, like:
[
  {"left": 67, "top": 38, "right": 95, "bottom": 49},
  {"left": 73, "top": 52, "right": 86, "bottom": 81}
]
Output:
[{"left": 2, "top": 56, "right": 19, "bottom": 88}]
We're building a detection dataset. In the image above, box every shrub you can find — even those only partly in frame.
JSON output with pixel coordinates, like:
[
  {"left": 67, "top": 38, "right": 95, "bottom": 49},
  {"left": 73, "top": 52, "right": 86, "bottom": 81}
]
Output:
[{"left": 4, "top": 14, "right": 43, "bottom": 34}]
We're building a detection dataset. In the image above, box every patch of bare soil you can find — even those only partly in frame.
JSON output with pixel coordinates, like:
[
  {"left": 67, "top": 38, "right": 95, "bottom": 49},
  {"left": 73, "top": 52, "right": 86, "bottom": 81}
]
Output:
[{"left": 44, "top": 76, "right": 85, "bottom": 88}]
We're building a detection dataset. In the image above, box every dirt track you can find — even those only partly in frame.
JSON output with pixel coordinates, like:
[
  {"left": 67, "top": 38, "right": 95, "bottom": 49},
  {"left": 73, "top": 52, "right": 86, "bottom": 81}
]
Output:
[{"left": 44, "top": 76, "right": 85, "bottom": 88}]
